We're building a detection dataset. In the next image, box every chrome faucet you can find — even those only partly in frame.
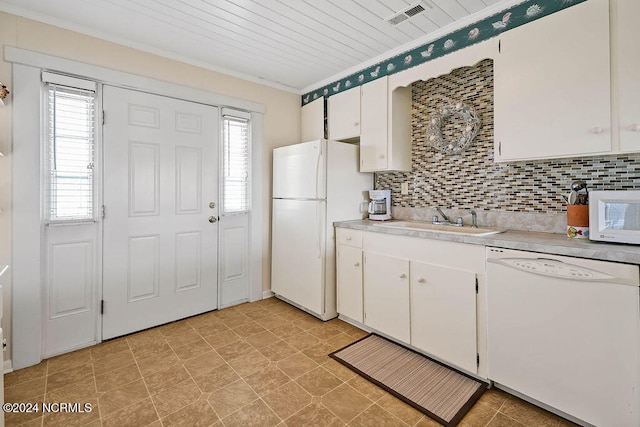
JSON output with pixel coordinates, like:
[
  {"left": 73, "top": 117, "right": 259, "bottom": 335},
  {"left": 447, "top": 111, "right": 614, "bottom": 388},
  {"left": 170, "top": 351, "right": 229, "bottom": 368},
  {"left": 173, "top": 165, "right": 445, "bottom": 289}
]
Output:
[
  {"left": 470, "top": 209, "right": 478, "bottom": 228},
  {"left": 433, "top": 207, "right": 450, "bottom": 224}
]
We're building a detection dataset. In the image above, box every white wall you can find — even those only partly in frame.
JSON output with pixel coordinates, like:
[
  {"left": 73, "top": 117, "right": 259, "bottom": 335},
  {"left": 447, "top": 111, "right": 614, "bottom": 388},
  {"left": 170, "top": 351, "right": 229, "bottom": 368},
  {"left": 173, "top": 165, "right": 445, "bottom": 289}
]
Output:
[{"left": 0, "top": 11, "right": 301, "bottom": 367}]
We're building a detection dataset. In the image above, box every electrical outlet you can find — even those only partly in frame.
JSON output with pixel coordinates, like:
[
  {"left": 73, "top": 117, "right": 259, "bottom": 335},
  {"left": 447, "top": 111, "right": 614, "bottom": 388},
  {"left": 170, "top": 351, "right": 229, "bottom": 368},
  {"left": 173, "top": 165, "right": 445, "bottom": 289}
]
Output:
[{"left": 401, "top": 182, "right": 409, "bottom": 195}]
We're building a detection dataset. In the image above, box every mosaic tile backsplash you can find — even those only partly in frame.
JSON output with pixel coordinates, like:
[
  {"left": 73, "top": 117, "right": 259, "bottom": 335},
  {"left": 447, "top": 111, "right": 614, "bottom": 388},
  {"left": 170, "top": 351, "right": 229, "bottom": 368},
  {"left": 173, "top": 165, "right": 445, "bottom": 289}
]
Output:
[{"left": 376, "top": 59, "right": 640, "bottom": 228}]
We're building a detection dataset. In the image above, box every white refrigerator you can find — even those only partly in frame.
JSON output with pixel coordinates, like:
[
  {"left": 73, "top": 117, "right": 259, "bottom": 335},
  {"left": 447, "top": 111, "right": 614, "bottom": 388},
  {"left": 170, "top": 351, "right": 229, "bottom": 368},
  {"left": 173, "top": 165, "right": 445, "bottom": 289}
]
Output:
[{"left": 271, "top": 139, "right": 372, "bottom": 320}]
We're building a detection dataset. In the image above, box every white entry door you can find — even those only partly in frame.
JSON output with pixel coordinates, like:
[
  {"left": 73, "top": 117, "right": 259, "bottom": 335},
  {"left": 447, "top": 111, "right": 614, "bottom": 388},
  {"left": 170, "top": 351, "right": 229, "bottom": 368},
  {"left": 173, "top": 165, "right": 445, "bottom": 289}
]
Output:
[{"left": 102, "top": 86, "right": 219, "bottom": 339}]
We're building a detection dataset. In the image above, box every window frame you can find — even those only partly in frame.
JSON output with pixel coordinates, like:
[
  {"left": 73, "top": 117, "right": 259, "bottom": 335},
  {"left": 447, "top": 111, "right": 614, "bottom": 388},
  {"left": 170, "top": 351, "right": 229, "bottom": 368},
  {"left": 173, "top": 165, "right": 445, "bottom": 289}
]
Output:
[
  {"left": 43, "top": 74, "right": 97, "bottom": 225},
  {"left": 221, "top": 108, "right": 252, "bottom": 216}
]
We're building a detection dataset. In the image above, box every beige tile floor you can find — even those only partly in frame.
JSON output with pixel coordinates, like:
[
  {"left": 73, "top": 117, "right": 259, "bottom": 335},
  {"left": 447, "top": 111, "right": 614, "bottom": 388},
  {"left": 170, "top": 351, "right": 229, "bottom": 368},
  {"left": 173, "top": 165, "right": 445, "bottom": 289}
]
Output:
[{"left": 4, "top": 298, "right": 577, "bottom": 426}]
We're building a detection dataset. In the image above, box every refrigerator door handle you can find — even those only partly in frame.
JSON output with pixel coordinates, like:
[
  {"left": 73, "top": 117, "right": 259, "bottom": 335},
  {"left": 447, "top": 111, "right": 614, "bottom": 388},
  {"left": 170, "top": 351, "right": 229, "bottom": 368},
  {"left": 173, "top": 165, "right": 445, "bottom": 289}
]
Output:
[
  {"left": 315, "top": 144, "right": 322, "bottom": 199},
  {"left": 316, "top": 202, "right": 322, "bottom": 259}
]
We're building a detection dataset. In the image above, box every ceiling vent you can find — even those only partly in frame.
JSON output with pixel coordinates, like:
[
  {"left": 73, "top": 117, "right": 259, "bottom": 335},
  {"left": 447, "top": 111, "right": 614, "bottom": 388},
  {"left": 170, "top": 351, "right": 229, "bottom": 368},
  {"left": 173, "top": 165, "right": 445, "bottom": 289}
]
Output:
[{"left": 385, "top": 2, "right": 429, "bottom": 26}]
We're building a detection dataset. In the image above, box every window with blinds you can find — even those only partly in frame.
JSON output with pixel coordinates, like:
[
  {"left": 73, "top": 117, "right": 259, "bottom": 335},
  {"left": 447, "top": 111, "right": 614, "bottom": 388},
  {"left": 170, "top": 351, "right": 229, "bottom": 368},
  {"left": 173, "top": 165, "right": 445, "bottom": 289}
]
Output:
[
  {"left": 222, "top": 111, "right": 250, "bottom": 214},
  {"left": 45, "top": 81, "right": 96, "bottom": 222}
]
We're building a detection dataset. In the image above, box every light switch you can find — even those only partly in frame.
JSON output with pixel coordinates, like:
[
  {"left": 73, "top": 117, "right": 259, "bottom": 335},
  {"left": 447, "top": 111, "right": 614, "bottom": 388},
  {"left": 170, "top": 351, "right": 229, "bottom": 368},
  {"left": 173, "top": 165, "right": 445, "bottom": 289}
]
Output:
[{"left": 401, "top": 182, "right": 409, "bottom": 195}]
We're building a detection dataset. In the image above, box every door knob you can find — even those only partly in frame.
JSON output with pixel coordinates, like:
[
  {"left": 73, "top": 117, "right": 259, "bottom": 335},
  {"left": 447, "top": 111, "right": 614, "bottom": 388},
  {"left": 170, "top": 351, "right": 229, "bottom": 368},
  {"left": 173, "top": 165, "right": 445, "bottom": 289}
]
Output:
[
  {"left": 418, "top": 278, "right": 426, "bottom": 283},
  {"left": 208, "top": 216, "right": 217, "bottom": 223},
  {"left": 354, "top": 262, "right": 360, "bottom": 267},
  {"left": 399, "top": 273, "right": 407, "bottom": 279}
]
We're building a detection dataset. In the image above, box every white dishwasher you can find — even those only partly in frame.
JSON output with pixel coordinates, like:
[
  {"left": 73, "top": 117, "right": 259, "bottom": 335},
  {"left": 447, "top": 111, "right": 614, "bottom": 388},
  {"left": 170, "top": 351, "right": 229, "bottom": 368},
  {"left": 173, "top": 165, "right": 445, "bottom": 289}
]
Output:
[{"left": 486, "top": 247, "right": 639, "bottom": 427}]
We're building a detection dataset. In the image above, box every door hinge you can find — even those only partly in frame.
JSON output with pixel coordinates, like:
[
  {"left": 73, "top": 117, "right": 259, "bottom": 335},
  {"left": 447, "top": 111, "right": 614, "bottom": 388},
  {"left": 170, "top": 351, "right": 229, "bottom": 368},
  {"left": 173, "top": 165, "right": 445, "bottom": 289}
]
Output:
[
  {"left": 498, "top": 40, "right": 501, "bottom": 53},
  {"left": 100, "top": 300, "right": 104, "bottom": 315},
  {"left": 102, "top": 111, "right": 105, "bottom": 125},
  {"left": 101, "top": 205, "right": 106, "bottom": 219},
  {"left": 477, "top": 353, "right": 480, "bottom": 367},
  {"left": 498, "top": 141, "right": 502, "bottom": 156},
  {"left": 475, "top": 276, "right": 479, "bottom": 293}
]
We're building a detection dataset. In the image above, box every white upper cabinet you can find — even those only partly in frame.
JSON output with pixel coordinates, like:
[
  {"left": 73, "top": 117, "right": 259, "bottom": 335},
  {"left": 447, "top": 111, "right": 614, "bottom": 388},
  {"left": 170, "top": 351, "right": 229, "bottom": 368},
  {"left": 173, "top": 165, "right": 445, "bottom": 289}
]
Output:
[
  {"left": 494, "top": 0, "right": 611, "bottom": 162},
  {"left": 616, "top": 0, "right": 640, "bottom": 152},
  {"left": 360, "top": 77, "right": 388, "bottom": 171},
  {"left": 327, "top": 77, "right": 411, "bottom": 172},
  {"left": 328, "top": 86, "right": 360, "bottom": 141},
  {"left": 360, "top": 77, "right": 412, "bottom": 172},
  {"left": 301, "top": 97, "right": 325, "bottom": 142}
]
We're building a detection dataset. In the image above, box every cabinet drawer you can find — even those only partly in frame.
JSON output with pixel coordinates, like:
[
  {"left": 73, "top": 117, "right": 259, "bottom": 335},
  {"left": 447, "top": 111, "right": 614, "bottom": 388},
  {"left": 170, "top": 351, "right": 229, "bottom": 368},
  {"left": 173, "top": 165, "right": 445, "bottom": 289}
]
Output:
[{"left": 336, "top": 228, "right": 362, "bottom": 248}]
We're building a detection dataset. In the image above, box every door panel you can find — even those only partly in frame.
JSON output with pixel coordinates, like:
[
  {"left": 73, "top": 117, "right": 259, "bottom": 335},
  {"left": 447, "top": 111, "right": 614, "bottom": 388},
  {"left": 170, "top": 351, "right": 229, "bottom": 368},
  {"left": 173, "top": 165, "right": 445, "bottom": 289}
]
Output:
[
  {"left": 336, "top": 244, "right": 363, "bottom": 322},
  {"left": 127, "top": 235, "right": 160, "bottom": 301},
  {"left": 219, "top": 216, "right": 249, "bottom": 308},
  {"left": 102, "top": 86, "right": 219, "bottom": 339},
  {"left": 175, "top": 147, "right": 202, "bottom": 214},
  {"left": 176, "top": 232, "right": 201, "bottom": 291},
  {"left": 360, "top": 77, "right": 388, "bottom": 171},
  {"left": 410, "top": 261, "right": 477, "bottom": 373},
  {"left": 129, "top": 142, "right": 160, "bottom": 216},
  {"left": 44, "top": 224, "right": 98, "bottom": 357},
  {"left": 363, "top": 251, "right": 410, "bottom": 343}
]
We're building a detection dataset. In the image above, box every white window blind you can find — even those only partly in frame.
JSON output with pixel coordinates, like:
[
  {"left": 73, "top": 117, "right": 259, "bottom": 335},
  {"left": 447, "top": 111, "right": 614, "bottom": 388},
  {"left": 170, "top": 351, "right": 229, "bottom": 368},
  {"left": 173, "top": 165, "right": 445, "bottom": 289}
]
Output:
[
  {"left": 45, "top": 82, "right": 96, "bottom": 222},
  {"left": 222, "top": 110, "right": 250, "bottom": 214}
]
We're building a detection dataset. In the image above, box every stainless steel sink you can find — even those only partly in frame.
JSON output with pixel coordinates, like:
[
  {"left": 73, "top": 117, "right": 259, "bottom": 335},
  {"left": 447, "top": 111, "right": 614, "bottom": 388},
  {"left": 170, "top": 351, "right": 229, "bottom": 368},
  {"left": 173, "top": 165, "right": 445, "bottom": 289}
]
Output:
[{"left": 371, "top": 221, "right": 504, "bottom": 236}]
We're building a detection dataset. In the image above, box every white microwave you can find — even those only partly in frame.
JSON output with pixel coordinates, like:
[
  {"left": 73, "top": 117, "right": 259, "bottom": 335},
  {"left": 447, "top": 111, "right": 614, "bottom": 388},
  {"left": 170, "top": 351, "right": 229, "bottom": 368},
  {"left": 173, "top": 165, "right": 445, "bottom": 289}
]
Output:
[{"left": 589, "top": 190, "right": 640, "bottom": 245}]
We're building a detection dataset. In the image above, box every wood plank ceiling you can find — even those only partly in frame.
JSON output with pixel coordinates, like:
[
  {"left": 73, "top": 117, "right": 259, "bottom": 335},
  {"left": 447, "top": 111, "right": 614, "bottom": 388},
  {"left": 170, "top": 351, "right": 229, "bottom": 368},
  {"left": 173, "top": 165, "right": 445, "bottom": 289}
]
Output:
[{"left": 0, "top": 0, "right": 521, "bottom": 92}]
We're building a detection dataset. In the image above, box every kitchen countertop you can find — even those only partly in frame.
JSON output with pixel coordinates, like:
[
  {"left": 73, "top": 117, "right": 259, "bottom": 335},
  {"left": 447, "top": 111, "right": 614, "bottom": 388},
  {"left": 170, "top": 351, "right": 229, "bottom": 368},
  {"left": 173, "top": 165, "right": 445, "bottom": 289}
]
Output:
[{"left": 334, "top": 220, "right": 640, "bottom": 265}]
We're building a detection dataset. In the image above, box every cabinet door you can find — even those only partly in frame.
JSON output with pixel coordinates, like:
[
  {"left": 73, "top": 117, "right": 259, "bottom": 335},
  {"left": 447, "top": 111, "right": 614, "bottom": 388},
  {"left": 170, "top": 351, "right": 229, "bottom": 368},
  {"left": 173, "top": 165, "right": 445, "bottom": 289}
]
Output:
[
  {"left": 328, "top": 87, "right": 360, "bottom": 141},
  {"left": 617, "top": 0, "right": 640, "bottom": 152},
  {"left": 337, "top": 245, "right": 363, "bottom": 323},
  {"left": 301, "top": 98, "right": 325, "bottom": 142},
  {"left": 410, "top": 261, "right": 477, "bottom": 373},
  {"left": 494, "top": 0, "right": 610, "bottom": 161},
  {"left": 360, "top": 77, "right": 388, "bottom": 171},
  {"left": 363, "top": 251, "right": 410, "bottom": 343}
]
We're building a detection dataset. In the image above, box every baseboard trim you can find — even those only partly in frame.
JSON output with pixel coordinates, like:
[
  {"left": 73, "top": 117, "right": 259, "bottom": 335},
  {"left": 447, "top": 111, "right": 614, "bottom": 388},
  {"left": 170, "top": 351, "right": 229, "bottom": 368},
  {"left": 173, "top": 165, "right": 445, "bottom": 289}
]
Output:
[
  {"left": 262, "top": 290, "right": 275, "bottom": 299},
  {"left": 4, "top": 359, "right": 13, "bottom": 374}
]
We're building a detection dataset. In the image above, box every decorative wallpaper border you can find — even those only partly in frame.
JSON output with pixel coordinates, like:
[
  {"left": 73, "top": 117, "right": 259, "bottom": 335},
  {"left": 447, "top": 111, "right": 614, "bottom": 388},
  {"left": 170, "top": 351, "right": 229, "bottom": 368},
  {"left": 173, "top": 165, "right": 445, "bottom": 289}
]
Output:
[{"left": 301, "top": 0, "right": 586, "bottom": 106}]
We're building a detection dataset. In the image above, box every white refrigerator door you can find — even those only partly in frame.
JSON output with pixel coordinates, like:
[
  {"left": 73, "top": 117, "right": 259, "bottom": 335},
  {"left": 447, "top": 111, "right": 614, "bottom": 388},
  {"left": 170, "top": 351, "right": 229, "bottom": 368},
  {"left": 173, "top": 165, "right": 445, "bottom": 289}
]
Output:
[
  {"left": 271, "top": 199, "right": 326, "bottom": 316},
  {"left": 273, "top": 140, "right": 326, "bottom": 200}
]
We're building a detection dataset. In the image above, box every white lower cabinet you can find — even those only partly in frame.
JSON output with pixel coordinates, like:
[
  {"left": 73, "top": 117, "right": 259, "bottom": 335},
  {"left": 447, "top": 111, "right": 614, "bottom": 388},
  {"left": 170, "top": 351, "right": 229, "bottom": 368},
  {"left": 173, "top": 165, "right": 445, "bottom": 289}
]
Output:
[
  {"left": 335, "top": 228, "right": 486, "bottom": 376},
  {"left": 363, "top": 251, "right": 410, "bottom": 343},
  {"left": 336, "top": 244, "right": 364, "bottom": 323},
  {"left": 410, "top": 262, "right": 478, "bottom": 374}
]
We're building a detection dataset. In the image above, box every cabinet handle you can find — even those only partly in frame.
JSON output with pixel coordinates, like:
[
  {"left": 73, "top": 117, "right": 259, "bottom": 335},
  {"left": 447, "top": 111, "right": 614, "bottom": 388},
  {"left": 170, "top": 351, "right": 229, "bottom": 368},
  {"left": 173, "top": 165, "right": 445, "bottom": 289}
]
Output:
[
  {"left": 346, "top": 236, "right": 352, "bottom": 241},
  {"left": 354, "top": 122, "right": 359, "bottom": 127},
  {"left": 628, "top": 124, "right": 640, "bottom": 132},
  {"left": 378, "top": 154, "right": 385, "bottom": 159},
  {"left": 589, "top": 126, "right": 604, "bottom": 134},
  {"left": 354, "top": 262, "right": 360, "bottom": 267},
  {"left": 399, "top": 273, "right": 407, "bottom": 279},
  {"left": 418, "top": 278, "right": 426, "bottom": 283}
]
